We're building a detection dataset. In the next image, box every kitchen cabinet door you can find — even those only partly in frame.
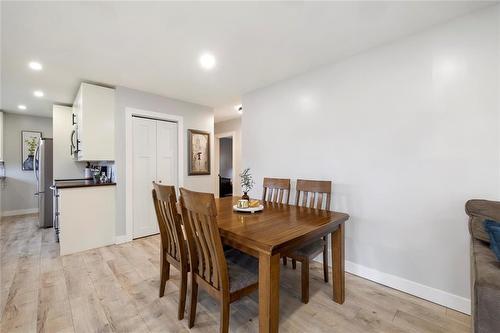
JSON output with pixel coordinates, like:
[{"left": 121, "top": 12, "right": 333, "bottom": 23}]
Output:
[{"left": 72, "top": 83, "right": 115, "bottom": 161}]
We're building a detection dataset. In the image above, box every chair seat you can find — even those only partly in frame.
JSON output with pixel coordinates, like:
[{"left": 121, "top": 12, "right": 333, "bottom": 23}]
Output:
[
  {"left": 170, "top": 242, "right": 232, "bottom": 264},
  {"left": 290, "top": 239, "right": 325, "bottom": 258},
  {"left": 225, "top": 249, "right": 259, "bottom": 293}
]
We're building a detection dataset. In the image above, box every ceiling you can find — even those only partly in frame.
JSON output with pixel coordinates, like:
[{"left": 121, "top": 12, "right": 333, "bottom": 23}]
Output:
[{"left": 1, "top": 1, "right": 495, "bottom": 121}]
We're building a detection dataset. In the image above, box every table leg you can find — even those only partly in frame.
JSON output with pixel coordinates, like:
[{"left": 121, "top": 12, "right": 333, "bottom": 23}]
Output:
[
  {"left": 331, "top": 223, "right": 345, "bottom": 304},
  {"left": 259, "top": 252, "right": 280, "bottom": 333}
]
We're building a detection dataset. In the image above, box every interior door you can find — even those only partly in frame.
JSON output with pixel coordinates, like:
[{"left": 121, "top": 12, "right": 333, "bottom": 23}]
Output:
[
  {"left": 156, "top": 120, "right": 178, "bottom": 188},
  {"left": 132, "top": 117, "right": 158, "bottom": 238}
]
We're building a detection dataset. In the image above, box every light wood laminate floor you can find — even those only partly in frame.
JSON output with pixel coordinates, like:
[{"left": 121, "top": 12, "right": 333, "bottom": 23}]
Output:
[{"left": 1, "top": 214, "right": 470, "bottom": 332}]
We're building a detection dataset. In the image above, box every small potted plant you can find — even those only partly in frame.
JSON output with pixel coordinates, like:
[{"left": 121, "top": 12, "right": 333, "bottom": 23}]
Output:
[{"left": 239, "top": 168, "right": 255, "bottom": 200}]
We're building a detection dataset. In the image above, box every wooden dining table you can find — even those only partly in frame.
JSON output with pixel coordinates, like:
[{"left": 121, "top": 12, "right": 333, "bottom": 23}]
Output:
[{"left": 215, "top": 197, "right": 349, "bottom": 333}]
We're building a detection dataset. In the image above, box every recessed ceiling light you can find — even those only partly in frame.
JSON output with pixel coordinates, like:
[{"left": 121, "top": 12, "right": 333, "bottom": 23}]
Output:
[
  {"left": 33, "top": 90, "right": 44, "bottom": 98},
  {"left": 199, "top": 52, "right": 216, "bottom": 70},
  {"left": 29, "top": 61, "right": 43, "bottom": 71},
  {"left": 18, "top": 104, "right": 27, "bottom": 110}
]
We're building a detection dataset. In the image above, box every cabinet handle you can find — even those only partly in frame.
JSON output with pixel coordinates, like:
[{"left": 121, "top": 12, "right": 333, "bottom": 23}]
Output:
[
  {"left": 72, "top": 114, "right": 76, "bottom": 125},
  {"left": 70, "top": 130, "right": 76, "bottom": 149}
]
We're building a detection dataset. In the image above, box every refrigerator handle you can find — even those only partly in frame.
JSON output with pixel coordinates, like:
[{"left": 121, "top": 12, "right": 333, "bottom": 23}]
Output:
[{"left": 34, "top": 144, "right": 40, "bottom": 181}]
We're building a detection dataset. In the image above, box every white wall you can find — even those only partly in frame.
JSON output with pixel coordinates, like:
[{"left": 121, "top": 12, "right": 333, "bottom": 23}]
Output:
[
  {"left": 1, "top": 113, "right": 52, "bottom": 215},
  {"left": 215, "top": 117, "right": 242, "bottom": 196},
  {"left": 242, "top": 7, "right": 500, "bottom": 313},
  {"left": 115, "top": 86, "right": 214, "bottom": 236},
  {"left": 52, "top": 105, "right": 85, "bottom": 179}
]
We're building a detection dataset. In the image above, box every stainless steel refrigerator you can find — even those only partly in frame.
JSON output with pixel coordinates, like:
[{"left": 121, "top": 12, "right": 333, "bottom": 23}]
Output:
[{"left": 34, "top": 138, "right": 53, "bottom": 228}]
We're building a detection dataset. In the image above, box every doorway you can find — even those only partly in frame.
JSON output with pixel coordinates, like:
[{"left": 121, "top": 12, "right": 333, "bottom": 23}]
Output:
[
  {"left": 218, "top": 137, "right": 233, "bottom": 197},
  {"left": 132, "top": 116, "right": 178, "bottom": 238}
]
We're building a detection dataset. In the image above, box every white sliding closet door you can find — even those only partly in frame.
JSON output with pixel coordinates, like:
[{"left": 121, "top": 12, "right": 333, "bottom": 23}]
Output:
[
  {"left": 133, "top": 117, "right": 158, "bottom": 238},
  {"left": 156, "top": 121, "right": 178, "bottom": 187},
  {"left": 132, "top": 116, "right": 178, "bottom": 239}
]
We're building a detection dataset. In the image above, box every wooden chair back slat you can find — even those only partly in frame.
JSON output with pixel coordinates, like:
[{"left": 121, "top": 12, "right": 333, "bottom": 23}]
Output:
[
  {"left": 317, "top": 193, "right": 323, "bottom": 209},
  {"left": 152, "top": 183, "right": 186, "bottom": 262},
  {"left": 179, "top": 188, "right": 228, "bottom": 292},
  {"left": 302, "top": 191, "right": 309, "bottom": 207},
  {"left": 205, "top": 214, "right": 220, "bottom": 288},
  {"left": 161, "top": 201, "right": 173, "bottom": 256},
  {"left": 165, "top": 200, "right": 178, "bottom": 257},
  {"left": 193, "top": 211, "right": 210, "bottom": 281},
  {"left": 194, "top": 213, "right": 209, "bottom": 280},
  {"left": 295, "top": 179, "right": 332, "bottom": 210},
  {"left": 278, "top": 189, "right": 284, "bottom": 204},
  {"left": 262, "top": 177, "right": 291, "bottom": 204}
]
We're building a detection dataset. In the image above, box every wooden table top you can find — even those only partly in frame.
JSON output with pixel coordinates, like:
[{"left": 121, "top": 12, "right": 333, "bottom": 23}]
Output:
[{"left": 216, "top": 197, "right": 349, "bottom": 256}]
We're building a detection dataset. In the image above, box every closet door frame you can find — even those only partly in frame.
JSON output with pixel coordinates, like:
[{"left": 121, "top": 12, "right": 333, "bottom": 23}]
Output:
[{"left": 123, "top": 107, "right": 184, "bottom": 243}]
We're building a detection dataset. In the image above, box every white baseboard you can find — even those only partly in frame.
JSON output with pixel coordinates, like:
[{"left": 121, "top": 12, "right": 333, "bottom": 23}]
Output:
[
  {"left": 2, "top": 208, "right": 38, "bottom": 217},
  {"left": 314, "top": 253, "right": 471, "bottom": 315},
  {"left": 115, "top": 235, "right": 133, "bottom": 244}
]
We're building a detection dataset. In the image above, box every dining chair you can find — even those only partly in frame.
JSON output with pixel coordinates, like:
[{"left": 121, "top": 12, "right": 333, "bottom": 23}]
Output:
[
  {"left": 179, "top": 188, "right": 259, "bottom": 333},
  {"left": 262, "top": 177, "right": 291, "bottom": 204},
  {"left": 283, "top": 179, "right": 332, "bottom": 304},
  {"left": 151, "top": 182, "right": 189, "bottom": 320}
]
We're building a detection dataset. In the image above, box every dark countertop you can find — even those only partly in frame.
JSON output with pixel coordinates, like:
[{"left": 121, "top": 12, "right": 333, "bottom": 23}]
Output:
[{"left": 53, "top": 178, "right": 116, "bottom": 189}]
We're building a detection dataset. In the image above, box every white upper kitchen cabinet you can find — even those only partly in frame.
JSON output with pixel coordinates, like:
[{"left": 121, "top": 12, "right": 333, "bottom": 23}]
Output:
[
  {"left": 53, "top": 105, "right": 85, "bottom": 178},
  {"left": 72, "top": 83, "right": 115, "bottom": 161}
]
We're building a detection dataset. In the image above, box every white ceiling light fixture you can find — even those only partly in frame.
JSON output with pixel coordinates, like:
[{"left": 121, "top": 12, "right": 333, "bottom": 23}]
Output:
[
  {"left": 199, "top": 52, "right": 216, "bottom": 70},
  {"left": 18, "top": 104, "right": 27, "bottom": 110},
  {"left": 28, "top": 61, "right": 43, "bottom": 71},
  {"left": 33, "top": 90, "right": 44, "bottom": 97}
]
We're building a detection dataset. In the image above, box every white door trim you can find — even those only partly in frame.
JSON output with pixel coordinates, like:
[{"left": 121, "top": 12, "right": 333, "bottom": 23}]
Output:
[
  {"left": 214, "top": 131, "right": 236, "bottom": 198},
  {"left": 124, "top": 107, "right": 184, "bottom": 242}
]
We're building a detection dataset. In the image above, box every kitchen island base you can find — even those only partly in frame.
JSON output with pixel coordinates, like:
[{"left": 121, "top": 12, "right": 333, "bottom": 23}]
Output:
[{"left": 58, "top": 185, "right": 115, "bottom": 256}]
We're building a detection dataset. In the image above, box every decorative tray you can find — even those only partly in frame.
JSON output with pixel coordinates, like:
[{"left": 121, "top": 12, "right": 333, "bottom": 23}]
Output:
[{"left": 232, "top": 204, "right": 264, "bottom": 213}]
